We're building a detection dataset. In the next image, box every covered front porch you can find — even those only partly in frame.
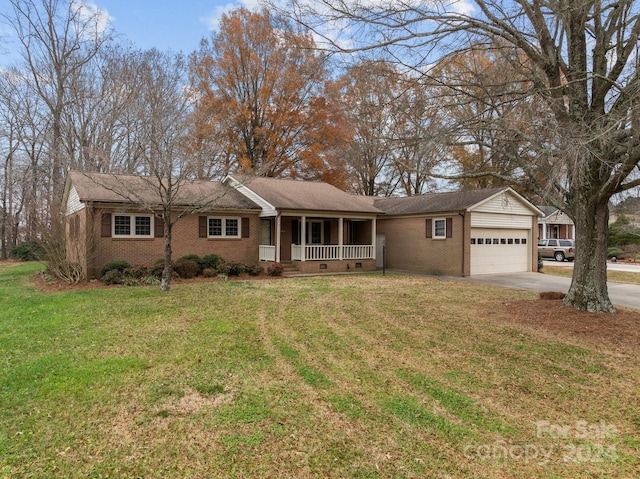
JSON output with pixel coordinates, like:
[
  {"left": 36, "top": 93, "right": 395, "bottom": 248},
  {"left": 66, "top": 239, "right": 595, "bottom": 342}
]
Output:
[{"left": 259, "top": 214, "right": 377, "bottom": 272}]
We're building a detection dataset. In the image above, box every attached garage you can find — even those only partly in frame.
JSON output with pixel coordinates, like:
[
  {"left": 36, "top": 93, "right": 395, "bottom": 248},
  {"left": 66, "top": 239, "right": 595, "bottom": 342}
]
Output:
[
  {"left": 375, "top": 187, "right": 542, "bottom": 276},
  {"left": 469, "top": 228, "right": 531, "bottom": 274},
  {"left": 468, "top": 191, "right": 541, "bottom": 275}
]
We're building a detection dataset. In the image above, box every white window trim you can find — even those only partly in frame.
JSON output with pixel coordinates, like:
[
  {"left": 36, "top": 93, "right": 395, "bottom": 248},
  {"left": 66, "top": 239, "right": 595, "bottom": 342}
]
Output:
[
  {"left": 113, "top": 213, "right": 154, "bottom": 238},
  {"left": 307, "top": 220, "right": 324, "bottom": 245},
  {"left": 208, "top": 216, "right": 241, "bottom": 239},
  {"left": 433, "top": 218, "right": 446, "bottom": 239}
]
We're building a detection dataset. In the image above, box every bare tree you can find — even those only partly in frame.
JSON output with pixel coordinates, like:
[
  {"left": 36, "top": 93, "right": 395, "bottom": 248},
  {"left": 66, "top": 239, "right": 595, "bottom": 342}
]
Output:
[
  {"left": 3, "top": 0, "right": 113, "bottom": 220},
  {"left": 0, "top": 74, "right": 21, "bottom": 258},
  {"left": 338, "top": 60, "right": 401, "bottom": 196},
  {"left": 82, "top": 50, "right": 231, "bottom": 291},
  {"left": 278, "top": 0, "right": 640, "bottom": 312}
]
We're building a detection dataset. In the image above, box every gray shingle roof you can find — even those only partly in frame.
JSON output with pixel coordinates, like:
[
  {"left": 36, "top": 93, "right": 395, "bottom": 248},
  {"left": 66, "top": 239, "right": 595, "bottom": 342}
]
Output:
[
  {"left": 537, "top": 205, "right": 559, "bottom": 218},
  {"left": 373, "top": 187, "right": 508, "bottom": 215},
  {"left": 67, "top": 171, "right": 260, "bottom": 210},
  {"left": 236, "top": 175, "right": 383, "bottom": 214}
]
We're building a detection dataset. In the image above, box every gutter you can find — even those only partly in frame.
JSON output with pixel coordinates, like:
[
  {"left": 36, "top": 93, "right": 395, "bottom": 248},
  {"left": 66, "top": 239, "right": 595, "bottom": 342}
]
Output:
[{"left": 459, "top": 210, "right": 466, "bottom": 277}]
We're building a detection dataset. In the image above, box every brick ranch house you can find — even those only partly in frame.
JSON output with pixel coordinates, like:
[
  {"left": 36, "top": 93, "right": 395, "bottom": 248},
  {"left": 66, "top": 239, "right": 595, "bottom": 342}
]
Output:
[
  {"left": 63, "top": 172, "right": 541, "bottom": 279},
  {"left": 537, "top": 206, "right": 575, "bottom": 240}
]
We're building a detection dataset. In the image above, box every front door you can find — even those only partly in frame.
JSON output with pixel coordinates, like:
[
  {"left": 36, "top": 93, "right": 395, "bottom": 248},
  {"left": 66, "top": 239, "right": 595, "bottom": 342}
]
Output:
[{"left": 307, "top": 220, "right": 323, "bottom": 244}]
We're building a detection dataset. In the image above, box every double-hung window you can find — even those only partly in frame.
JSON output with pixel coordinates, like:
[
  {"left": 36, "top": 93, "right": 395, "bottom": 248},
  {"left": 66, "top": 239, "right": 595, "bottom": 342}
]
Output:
[
  {"left": 113, "top": 214, "right": 153, "bottom": 238},
  {"left": 208, "top": 217, "right": 240, "bottom": 238},
  {"left": 433, "top": 218, "right": 446, "bottom": 239}
]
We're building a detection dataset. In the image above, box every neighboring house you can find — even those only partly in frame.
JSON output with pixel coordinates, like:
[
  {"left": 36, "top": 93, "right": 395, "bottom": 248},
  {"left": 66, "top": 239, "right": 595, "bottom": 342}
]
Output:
[
  {"left": 374, "top": 188, "right": 542, "bottom": 275},
  {"left": 63, "top": 172, "right": 542, "bottom": 278},
  {"left": 537, "top": 206, "right": 575, "bottom": 240}
]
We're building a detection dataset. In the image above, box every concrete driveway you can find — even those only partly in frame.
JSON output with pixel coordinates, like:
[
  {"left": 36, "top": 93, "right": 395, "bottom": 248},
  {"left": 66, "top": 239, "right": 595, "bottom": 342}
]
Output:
[{"left": 463, "top": 272, "right": 640, "bottom": 311}]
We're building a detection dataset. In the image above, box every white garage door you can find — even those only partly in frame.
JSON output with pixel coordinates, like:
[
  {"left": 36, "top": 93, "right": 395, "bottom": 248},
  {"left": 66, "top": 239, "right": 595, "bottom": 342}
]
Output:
[{"left": 470, "top": 228, "right": 530, "bottom": 275}]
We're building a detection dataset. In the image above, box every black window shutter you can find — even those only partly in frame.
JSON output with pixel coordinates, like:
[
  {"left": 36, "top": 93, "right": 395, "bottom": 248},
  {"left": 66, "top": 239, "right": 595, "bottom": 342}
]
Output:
[
  {"left": 154, "top": 216, "right": 164, "bottom": 238},
  {"left": 199, "top": 216, "right": 207, "bottom": 238},
  {"left": 241, "top": 217, "right": 250, "bottom": 238},
  {"left": 292, "top": 219, "right": 299, "bottom": 244},
  {"left": 101, "top": 213, "right": 112, "bottom": 237},
  {"left": 425, "top": 218, "right": 432, "bottom": 238},
  {"left": 324, "top": 220, "right": 331, "bottom": 244},
  {"left": 446, "top": 217, "right": 453, "bottom": 238}
]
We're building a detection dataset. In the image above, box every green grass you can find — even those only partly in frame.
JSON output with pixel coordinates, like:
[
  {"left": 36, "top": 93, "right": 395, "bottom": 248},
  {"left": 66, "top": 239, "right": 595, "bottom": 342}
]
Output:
[
  {"left": 543, "top": 264, "right": 640, "bottom": 284},
  {"left": 0, "top": 262, "right": 638, "bottom": 478}
]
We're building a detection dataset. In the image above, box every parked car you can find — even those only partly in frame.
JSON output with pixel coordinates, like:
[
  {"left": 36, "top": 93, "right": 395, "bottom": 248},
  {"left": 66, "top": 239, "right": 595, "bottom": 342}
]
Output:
[{"left": 538, "top": 239, "right": 575, "bottom": 262}]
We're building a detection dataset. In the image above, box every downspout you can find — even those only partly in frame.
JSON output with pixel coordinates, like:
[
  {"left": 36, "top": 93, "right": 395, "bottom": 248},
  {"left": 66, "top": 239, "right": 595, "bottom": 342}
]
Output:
[{"left": 459, "top": 211, "right": 466, "bottom": 277}]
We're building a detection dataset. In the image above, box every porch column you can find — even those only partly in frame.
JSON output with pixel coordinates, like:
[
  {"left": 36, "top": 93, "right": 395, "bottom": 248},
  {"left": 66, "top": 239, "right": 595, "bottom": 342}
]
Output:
[
  {"left": 275, "top": 215, "right": 281, "bottom": 263},
  {"left": 338, "top": 217, "right": 344, "bottom": 260},
  {"left": 301, "top": 215, "right": 306, "bottom": 262},
  {"left": 542, "top": 223, "right": 547, "bottom": 240},
  {"left": 371, "top": 217, "right": 376, "bottom": 260}
]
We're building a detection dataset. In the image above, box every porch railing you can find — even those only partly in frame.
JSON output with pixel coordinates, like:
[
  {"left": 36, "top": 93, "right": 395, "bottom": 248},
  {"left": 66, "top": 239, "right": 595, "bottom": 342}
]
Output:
[
  {"left": 259, "top": 245, "right": 276, "bottom": 262},
  {"left": 290, "top": 244, "right": 374, "bottom": 261}
]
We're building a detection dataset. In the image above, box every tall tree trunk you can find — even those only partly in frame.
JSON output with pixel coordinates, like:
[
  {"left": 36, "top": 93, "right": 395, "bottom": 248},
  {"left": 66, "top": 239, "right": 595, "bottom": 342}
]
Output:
[
  {"left": 160, "top": 210, "right": 172, "bottom": 292},
  {"left": 564, "top": 197, "right": 614, "bottom": 312}
]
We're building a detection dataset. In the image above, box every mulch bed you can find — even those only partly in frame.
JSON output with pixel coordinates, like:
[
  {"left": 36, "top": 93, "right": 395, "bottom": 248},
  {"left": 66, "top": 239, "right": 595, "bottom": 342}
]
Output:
[
  {"left": 500, "top": 298, "right": 640, "bottom": 351},
  {"left": 31, "top": 271, "right": 282, "bottom": 293}
]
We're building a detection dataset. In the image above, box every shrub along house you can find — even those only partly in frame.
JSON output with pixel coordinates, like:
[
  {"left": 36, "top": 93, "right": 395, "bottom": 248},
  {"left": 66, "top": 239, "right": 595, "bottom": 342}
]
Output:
[{"left": 63, "top": 172, "right": 541, "bottom": 279}]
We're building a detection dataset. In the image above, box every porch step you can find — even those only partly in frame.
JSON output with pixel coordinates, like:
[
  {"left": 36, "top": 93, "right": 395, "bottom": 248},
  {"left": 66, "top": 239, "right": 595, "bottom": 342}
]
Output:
[{"left": 280, "top": 261, "right": 299, "bottom": 276}]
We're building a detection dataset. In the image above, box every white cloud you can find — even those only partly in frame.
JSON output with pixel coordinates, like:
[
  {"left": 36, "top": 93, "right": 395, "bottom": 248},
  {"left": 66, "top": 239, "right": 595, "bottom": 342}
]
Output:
[
  {"left": 73, "top": 1, "right": 113, "bottom": 36},
  {"left": 201, "top": 0, "right": 263, "bottom": 32},
  {"left": 449, "top": 0, "right": 475, "bottom": 15}
]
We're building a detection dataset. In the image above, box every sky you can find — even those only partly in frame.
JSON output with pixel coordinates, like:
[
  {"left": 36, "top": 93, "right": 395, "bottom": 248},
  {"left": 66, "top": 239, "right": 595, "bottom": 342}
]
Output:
[
  {"left": 0, "top": 0, "right": 260, "bottom": 63},
  {"left": 95, "top": 0, "right": 260, "bottom": 53}
]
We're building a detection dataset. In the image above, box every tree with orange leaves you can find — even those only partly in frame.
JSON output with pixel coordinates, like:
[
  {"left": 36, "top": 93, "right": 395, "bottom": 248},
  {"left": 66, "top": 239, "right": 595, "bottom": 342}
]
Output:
[{"left": 189, "top": 8, "right": 350, "bottom": 187}]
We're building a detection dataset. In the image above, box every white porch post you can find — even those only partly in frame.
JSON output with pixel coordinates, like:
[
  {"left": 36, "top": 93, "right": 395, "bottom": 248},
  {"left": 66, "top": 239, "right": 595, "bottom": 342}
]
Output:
[
  {"left": 338, "top": 217, "right": 344, "bottom": 260},
  {"left": 275, "top": 215, "right": 281, "bottom": 263},
  {"left": 542, "top": 223, "right": 547, "bottom": 240},
  {"left": 371, "top": 217, "right": 376, "bottom": 260},
  {"left": 301, "top": 215, "right": 306, "bottom": 261}
]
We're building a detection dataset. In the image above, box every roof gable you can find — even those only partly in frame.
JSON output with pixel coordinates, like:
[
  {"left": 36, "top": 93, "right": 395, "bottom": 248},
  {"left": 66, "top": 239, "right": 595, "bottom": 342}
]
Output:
[
  {"left": 227, "top": 175, "right": 382, "bottom": 215},
  {"left": 64, "top": 171, "right": 260, "bottom": 211},
  {"left": 374, "top": 187, "right": 541, "bottom": 217}
]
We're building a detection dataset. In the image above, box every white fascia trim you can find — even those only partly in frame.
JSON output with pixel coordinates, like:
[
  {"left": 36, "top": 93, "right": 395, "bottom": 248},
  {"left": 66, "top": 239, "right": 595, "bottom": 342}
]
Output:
[
  {"left": 467, "top": 187, "right": 544, "bottom": 216},
  {"left": 224, "top": 175, "right": 277, "bottom": 217}
]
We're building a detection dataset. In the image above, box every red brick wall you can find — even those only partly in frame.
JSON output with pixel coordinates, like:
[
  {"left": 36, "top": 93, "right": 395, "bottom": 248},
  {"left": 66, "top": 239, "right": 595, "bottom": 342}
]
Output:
[
  {"left": 89, "top": 207, "right": 260, "bottom": 278},
  {"left": 291, "top": 259, "right": 376, "bottom": 274},
  {"left": 377, "top": 214, "right": 465, "bottom": 276}
]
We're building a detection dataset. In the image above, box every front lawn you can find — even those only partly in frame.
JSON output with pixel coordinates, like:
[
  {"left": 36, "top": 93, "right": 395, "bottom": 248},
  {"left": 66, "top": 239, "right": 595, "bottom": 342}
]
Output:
[
  {"left": 543, "top": 264, "right": 640, "bottom": 285},
  {"left": 0, "top": 262, "right": 638, "bottom": 478}
]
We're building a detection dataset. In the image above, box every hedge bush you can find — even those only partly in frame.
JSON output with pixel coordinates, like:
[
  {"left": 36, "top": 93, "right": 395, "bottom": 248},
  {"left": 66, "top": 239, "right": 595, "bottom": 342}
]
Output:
[
  {"left": 222, "top": 262, "right": 246, "bottom": 276},
  {"left": 267, "top": 262, "right": 284, "bottom": 276},
  {"left": 201, "top": 254, "right": 222, "bottom": 271},
  {"left": 246, "top": 264, "right": 263, "bottom": 276},
  {"left": 101, "top": 269, "right": 124, "bottom": 285},
  {"left": 173, "top": 258, "right": 199, "bottom": 279},
  {"left": 10, "top": 241, "right": 46, "bottom": 261},
  {"left": 100, "top": 260, "right": 131, "bottom": 278},
  {"left": 180, "top": 254, "right": 203, "bottom": 273}
]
